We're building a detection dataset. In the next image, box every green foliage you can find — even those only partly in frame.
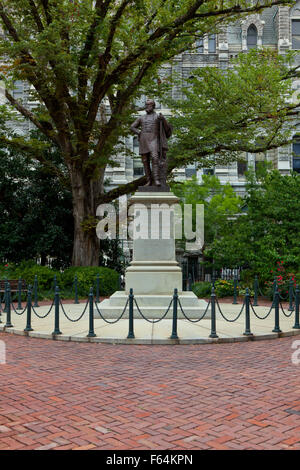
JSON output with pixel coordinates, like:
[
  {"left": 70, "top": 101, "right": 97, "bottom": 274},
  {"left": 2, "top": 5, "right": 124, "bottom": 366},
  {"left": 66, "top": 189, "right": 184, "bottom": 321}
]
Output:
[
  {"left": 61, "top": 266, "right": 119, "bottom": 297},
  {"left": 0, "top": 2, "right": 294, "bottom": 188},
  {"left": 14, "top": 262, "right": 61, "bottom": 291},
  {"left": 215, "top": 279, "right": 235, "bottom": 298},
  {"left": 238, "top": 287, "right": 255, "bottom": 297},
  {"left": 211, "top": 169, "right": 300, "bottom": 285},
  {"left": 192, "top": 281, "right": 211, "bottom": 298},
  {"left": 166, "top": 49, "right": 298, "bottom": 169},
  {"left": 171, "top": 175, "right": 242, "bottom": 247},
  {"left": 0, "top": 136, "right": 73, "bottom": 268}
]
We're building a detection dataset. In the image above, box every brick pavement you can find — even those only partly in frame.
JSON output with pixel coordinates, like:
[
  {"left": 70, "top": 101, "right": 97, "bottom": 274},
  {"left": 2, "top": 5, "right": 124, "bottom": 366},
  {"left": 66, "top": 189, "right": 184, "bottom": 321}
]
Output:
[{"left": 0, "top": 332, "right": 299, "bottom": 450}]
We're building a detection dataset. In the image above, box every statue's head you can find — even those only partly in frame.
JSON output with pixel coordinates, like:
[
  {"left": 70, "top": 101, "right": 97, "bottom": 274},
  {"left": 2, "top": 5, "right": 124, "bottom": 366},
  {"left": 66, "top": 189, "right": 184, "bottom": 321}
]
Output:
[{"left": 145, "top": 99, "right": 155, "bottom": 113}]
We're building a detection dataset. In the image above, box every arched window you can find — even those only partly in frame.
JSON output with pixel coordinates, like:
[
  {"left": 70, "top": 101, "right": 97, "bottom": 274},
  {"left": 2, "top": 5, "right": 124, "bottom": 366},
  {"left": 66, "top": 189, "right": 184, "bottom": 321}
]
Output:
[
  {"left": 292, "top": 135, "right": 300, "bottom": 173},
  {"left": 247, "top": 24, "right": 258, "bottom": 50}
]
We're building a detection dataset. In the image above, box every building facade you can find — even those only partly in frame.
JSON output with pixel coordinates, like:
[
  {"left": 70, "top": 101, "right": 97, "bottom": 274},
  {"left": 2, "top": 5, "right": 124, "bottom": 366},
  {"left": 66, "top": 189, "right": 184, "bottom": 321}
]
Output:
[{"left": 105, "top": 3, "right": 300, "bottom": 197}]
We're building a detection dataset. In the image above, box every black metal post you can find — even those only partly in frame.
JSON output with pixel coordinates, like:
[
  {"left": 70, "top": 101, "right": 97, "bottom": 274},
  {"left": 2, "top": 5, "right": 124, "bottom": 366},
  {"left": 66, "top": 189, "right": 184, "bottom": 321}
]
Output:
[
  {"left": 232, "top": 275, "right": 238, "bottom": 305},
  {"left": 170, "top": 288, "right": 179, "bottom": 340},
  {"left": 53, "top": 274, "right": 57, "bottom": 292},
  {"left": 87, "top": 287, "right": 96, "bottom": 337},
  {"left": 5, "top": 284, "right": 13, "bottom": 328},
  {"left": 33, "top": 275, "right": 39, "bottom": 308},
  {"left": 52, "top": 286, "right": 62, "bottom": 336},
  {"left": 96, "top": 273, "right": 100, "bottom": 303},
  {"left": 243, "top": 288, "right": 253, "bottom": 336},
  {"left": 293, "top": 285, "right": 300, "bottom": 329},
  {"left": 253, "top": 276, "right": 259, "bottom": 307},
  {"left": 17, "top": 278, "right": 22, "bottom": 310},
  {"left": 24, "top": 285, "right": 33, "bottom": 332},
  {"left": 272, "top": 288, "right": 282, "bottom": 333},
  {"left": 288, "top": 277, "right": 294, "bottom": 311},
  {"left": 74, "top": 275, "right": 79, "bottom": 304},
  {"left": 272, "top": 277, "right": 277, "bottom": 304},
  {"left": 127, "top": 288, "right": 135, "bottom": 339},
  {"left": 3, "top": 278, "right": 8, "bottom": 313},
  {"left": 209, "top": 287, "right": 218, "bottom": 338}
]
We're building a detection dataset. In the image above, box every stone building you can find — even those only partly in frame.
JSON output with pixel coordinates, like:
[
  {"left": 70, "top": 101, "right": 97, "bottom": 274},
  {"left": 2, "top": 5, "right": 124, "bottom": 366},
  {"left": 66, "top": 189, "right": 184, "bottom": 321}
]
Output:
[{"left": 105, "top": 3, "right": 300, "bottom": 197}]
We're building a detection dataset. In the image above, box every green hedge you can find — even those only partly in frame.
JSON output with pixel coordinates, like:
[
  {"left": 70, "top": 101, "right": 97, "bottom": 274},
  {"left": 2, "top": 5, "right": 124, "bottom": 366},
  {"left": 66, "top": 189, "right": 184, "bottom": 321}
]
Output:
[
  {"left": 0, "top": 262, "right": 119, "bottom": 298},
  {"left": 61, "top": 266, "right": 119, "bottom": 297},
  {"left": 192, "top": 281, "right": 212, "bottom": 298}
]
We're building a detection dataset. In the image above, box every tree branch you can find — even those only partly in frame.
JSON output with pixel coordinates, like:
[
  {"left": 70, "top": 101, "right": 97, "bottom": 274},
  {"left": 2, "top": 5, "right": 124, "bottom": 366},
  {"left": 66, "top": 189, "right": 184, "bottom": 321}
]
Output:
[{"left": 5, "top": 89, "right": 60, "bottom": 146}]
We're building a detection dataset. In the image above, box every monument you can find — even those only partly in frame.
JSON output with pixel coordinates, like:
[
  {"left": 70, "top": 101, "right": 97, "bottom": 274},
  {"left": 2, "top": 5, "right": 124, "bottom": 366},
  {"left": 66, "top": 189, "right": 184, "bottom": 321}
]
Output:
[{"left": 95, "top": 100, "right": 210, "bottom": 320}]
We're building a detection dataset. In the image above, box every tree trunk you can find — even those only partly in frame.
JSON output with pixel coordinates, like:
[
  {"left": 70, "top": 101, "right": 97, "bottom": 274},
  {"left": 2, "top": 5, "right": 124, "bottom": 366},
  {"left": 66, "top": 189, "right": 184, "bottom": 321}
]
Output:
[{"left": 70, "top": 166, "right": 104, "bottom": 266}]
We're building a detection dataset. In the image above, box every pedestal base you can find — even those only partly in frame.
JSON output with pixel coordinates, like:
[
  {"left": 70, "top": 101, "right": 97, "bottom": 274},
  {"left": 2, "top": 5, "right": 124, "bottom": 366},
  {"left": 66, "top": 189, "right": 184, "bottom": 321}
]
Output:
[{"left": 95, "top": 291, "right": 211, "bottom": 319}]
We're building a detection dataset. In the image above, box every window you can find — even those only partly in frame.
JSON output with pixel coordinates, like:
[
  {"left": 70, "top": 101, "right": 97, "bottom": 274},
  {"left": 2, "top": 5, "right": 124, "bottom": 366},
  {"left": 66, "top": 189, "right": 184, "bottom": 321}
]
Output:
[
  {"left": 292, "top": 20, "right": 300, "bottom": 50},
  {"left": 185, "top": 168, "right": 197, "bottom": 178},
  {"left": 133, "top": 136, "right": 139, "bottom": 155},
  {"left": 203, "top": 168, "right": 214, "bottom": 175},
  {"left": 247, "top": 24, "right": 257, "bottom": 50},
  {"left": 208, "top": 34, "right": 216, "bottom": 53},
  {"left": 237, "top": 161, "right": 247, "bottom": 176},
  {"left": 195, "top": 37, "right": 203, "bottom": 53},
  {"left": 133, "top": 158, "right": 144, "bottom": 176},
  {"left": 293, "top": 135, "right": 300, "bottom": 173}
]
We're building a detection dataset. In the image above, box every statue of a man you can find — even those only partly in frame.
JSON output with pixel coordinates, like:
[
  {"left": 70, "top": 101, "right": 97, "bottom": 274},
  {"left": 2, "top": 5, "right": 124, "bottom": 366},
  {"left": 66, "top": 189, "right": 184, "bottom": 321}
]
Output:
[{"left": 130, "top": 99, "right": 172, "bottom": 187}]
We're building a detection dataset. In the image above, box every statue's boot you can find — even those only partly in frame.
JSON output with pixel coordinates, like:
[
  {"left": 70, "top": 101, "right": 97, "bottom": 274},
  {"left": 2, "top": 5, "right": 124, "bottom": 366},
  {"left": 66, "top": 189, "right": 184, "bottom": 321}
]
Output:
[
  {"left": 142, "top": 155, "right": 152, "bottom": 186},
  {"left": 152, "top": 158, "right": 161, "bottom": 186}
]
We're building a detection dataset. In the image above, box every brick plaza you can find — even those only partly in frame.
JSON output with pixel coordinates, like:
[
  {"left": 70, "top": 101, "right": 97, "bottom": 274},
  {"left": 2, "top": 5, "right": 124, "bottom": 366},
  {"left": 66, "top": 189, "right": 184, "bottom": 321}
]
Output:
[{"left": 0, "top": 332, "right": 299, "bottom": 450}]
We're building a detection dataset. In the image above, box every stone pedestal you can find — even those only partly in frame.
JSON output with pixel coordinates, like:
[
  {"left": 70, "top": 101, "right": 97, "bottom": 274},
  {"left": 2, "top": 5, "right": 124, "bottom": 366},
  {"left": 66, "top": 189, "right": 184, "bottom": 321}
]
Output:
[{"left": 95, "top": 190, "right": 210, "bottom": 319}]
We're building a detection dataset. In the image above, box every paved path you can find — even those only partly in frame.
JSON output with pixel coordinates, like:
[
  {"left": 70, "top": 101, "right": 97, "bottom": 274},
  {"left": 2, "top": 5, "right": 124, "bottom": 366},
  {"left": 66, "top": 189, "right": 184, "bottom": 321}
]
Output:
[
  {"left": 0, "top": 332, "right": 299, "bottom": 450},
  {"left": 0, "top": 301, "right": 299, "bottom": 344}
]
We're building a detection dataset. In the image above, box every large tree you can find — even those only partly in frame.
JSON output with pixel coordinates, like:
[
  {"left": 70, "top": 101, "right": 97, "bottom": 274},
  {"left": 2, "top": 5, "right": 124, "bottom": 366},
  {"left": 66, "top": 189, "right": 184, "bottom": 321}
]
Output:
[
  {"left": 0, "top": 0, "right": 295, "bottom": 265},
  {"left": 209, "top": 166, "right": 300, "bottom": 282}
]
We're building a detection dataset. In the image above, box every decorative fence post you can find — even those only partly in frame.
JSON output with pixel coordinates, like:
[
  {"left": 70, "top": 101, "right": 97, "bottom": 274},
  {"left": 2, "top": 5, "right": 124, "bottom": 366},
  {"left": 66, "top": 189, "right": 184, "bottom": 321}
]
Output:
[
  {"left": 170, "top": 288, "right": 179, "bottom": 340},
  {"left": 272, "top": 277, "right": 277, "bottom": 305},
  {"left": 127, "top": 288, "right": 135, "bottom": 339},
  {"left": 24, "top": 285, "right": 33, "bottom": 332},
  {"left": 74, "top": 275, "right": 79, "bottom": 304},
  {"left": 293, "top": 285, "right": 300, "bottom": 330},
  {"left": 253, "top": 276, "right": 259, "bottom": 307},
  {"left": 243, "top": 288, "right": 253, "bottom": 336},
  {"left": 288, "top": 277, "right": 294, "bottom": 312},
  {"left": 272, "top": 288, "right": 282, "bottom": 334},
  {"left": 96, "top": 273, "right": 100, "bottom": 303},
  {"left": 52, "top": 286, "right": 62, "bottom": 336},
  {"left": 5, "top": 284, "right": 13, "bottom": 328},
  {"left": 17, "top": 278, "right": 22, "bottom": 310},
  {"left": 53, "top": 274, "right": 57, "bottom": 292},
  {"left": 33, "top": 275, "right": 39, "bottom": 308},
  {"left": 87, "top": 287, "right": 96, "bottom": 338},
  {"left": 3, "top": 278, "right": 8, "bottom": 313},
  {"left": 209, "top": 287, "right": 218, "bottom": 339},
  {"left": 232, "top": 275, "right": 238, "bottom": 305}
]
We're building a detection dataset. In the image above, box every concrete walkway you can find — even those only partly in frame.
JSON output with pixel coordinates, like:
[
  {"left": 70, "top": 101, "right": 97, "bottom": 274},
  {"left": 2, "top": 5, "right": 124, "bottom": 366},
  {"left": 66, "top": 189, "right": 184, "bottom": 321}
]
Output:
[{"left": 0, "top": 300, "right": 299, "bottom": 344}]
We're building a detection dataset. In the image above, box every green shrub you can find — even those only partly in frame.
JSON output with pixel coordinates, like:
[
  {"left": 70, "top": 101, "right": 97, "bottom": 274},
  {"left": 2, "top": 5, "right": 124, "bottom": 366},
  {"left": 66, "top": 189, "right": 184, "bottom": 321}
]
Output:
[
  {"left": 215, "top": 279, "right": 235, "bottom": 298},
  {"left": 0, "top": 262, "right": 18, "bottom": 279},
  {"left": 61, "top": 266, "right": 119, "bottom": 296},
  {"left": 238, "top": 287, "right": 254, "bottom": 297},
  {"left": 192, "top": 281, "right": 211, "bottom": 298},
  {"left": 14, "top": 263, "right": 61, "bottom": 291}
]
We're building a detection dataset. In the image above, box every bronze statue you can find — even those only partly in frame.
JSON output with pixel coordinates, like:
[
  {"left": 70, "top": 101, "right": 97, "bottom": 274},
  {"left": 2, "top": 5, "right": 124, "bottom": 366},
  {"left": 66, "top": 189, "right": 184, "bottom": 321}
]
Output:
[{"left": 130, "top": 99, "right": 172, "bottom": 187}]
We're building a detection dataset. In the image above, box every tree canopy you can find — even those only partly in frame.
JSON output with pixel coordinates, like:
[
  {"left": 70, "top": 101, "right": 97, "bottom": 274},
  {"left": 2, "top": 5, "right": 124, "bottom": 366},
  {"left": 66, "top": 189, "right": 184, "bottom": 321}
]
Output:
[
  {"left": 209, "top": 166, "right": 300, "bottom": 282},
  {"left": 0, "top": 0, "right": 296, "bottom": 265},
  {"left": 166, "top": 48, "right": 300, "bottom": 171}
]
